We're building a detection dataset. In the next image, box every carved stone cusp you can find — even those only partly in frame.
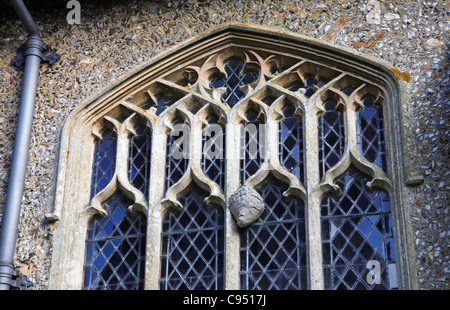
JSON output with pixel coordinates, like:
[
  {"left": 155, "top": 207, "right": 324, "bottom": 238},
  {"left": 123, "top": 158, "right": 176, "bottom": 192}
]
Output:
[{"left": 229, "top": 186, "right": 265, "bottom": 228}]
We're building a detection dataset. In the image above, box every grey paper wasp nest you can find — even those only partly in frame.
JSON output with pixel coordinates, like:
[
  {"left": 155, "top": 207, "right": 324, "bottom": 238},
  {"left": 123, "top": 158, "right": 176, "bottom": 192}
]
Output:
[{"left": 229, "top": 186, "right": 265, "bottom": 228}]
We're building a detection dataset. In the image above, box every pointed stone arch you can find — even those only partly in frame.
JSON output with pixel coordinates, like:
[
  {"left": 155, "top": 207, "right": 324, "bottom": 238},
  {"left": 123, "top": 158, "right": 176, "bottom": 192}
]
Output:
[{"left": 48, "top": 22, "right": 419, "bottom": 290}]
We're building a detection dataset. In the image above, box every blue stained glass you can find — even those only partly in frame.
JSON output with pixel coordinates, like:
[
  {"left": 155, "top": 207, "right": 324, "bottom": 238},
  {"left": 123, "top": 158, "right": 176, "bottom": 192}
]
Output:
[
  {"left": 83, "top": 192, "right": 147, "bottom": 290},
  {"left": 91, "top": 129, "right": 117, "bottom": 198}
]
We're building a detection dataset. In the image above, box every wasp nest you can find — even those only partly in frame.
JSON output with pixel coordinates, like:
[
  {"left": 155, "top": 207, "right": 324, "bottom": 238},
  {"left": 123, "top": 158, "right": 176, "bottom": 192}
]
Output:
[{"left": 229, "top": 186, "right": 265, "bottom": 228}]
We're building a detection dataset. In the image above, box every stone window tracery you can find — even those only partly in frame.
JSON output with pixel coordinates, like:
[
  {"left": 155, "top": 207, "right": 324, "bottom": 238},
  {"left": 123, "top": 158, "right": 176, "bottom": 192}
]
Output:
[{"left": 49, "top": 25, "right": 416, "bottom": 290}]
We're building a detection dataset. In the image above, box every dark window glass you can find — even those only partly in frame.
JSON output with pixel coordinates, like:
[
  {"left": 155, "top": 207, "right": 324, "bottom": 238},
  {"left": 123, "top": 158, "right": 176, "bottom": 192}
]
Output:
[
  {"left": 202, "top": 115, "right": 225, "bottom": 190},
  {"left": 240, "top": 175, "right": 307, "bottom": 290},
  {"left": 279, "top": 106, "right": 304, "bottom": 184},
  {"left": 287, "top": 74, "right": 328, "bottom": 98},
  {"left": 128, "top": 125, "right": 152, "bottom": 198},
  {"left": 357, "top": 96, "right": 387, "bottom": 172},
  {"left": 240, "top": 109, "right": 265, "bottom": 184},
  {"left": 318, "top": 100, "right": 345, "bottom": 179},
  {"left": 83, "top": 192, "right": 147, "bottom": 290},
  {"left": 210, "top": 57, "right": 259, "bottom": 108},
  {"left": 321, "top": 169, "right": 397, "bottom": 290},
  {"left": 91, "top": 129, "right": 117, "bottom": 198},
  {"left": 160, "top": 183, "right": 225, "bottom": 290},
  {"left": 154, "top": 93, "right": 177, "bottom": 116},
  {"left": 165, "top": 120, "right": 189, "bottom": 192}
]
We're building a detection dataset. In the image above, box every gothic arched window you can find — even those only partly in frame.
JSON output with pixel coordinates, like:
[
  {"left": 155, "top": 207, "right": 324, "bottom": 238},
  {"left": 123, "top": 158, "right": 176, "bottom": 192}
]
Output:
[{"left": 48, "top": 24, "right": 418, "bottom": 290}]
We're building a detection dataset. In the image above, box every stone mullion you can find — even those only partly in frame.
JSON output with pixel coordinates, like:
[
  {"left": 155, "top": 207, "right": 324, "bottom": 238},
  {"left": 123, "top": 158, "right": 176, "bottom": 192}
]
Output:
[
  {"left": 190, "top": 115, "right": 203, "bottom": 181},
  {"left": 345, "top": 98, "right": 359, "bottom": 158},
  {"left": 303, "top": 103, "right": 325, "bottom": 290},
  {"left": 266, "top": 112, "right": 279, "bottom": 173},
  {"left": 145, "top": 120, "right": 169, "bottom": 290},
  {"left": 114, "top": 119, "right": 133, "bottom": 195},
  {"left": 224, "top": 121, "right": 242, "bottom": 290}
]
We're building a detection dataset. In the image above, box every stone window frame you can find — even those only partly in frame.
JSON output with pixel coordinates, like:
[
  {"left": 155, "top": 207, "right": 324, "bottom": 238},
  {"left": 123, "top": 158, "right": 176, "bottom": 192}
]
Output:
[{"left": 47, "top": 23, "right": 422, "bottom": 290}]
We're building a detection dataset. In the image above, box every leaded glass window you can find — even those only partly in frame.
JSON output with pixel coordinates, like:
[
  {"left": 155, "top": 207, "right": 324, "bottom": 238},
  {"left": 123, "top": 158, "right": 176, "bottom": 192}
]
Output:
[
  {"left": 357, "top": 96, "right": 388, "bottom": 173},
  {"left": 318, "top": 100, "right": 345, "bottom": 180},
  {"left": 279, "top": 105, "right": 304, "bottom": 184},
  {"left": 91, "top": 128, "right": 117, "bottom": 198},
  {"left": 51, "top": 26, "right": 410, "bottom": 290},
  {"left": 209, "top": 57, "right": 259, "bottom": 108},
  {"left": 84, "top": 192, "right": 147, "bottom": 290},
  {"left": 202, "top": 114, "right": 225, "bottom": 190},
  {"left": 83, "top": 113, "right": 151, "bottom": 290},
  {"left": 240, "top": 108, "right": 265, "bottom": 184},
  {"left": 160, "top": 184, "right": 224, "bottom": 290},
  {"left": 129, "top": 124, "right": 152, "bottom": 198},
  {"left": 165, "top": 117, "right": 189, "bottom": 193},
  {"left": 321, "top": 169, "right": 396, "bottom": 290},
  {"left": 240, "top": 176, "right": 307, "bottom": 290}
]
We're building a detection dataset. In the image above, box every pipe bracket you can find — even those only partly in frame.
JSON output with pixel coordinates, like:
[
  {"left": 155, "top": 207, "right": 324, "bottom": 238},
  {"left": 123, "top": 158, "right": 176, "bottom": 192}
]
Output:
[
  {"left": 12, "top": 37, "right": 60, "bottom": 67},
  {"left": 0, "top": 264, "right": 33, "bottom": 290}
]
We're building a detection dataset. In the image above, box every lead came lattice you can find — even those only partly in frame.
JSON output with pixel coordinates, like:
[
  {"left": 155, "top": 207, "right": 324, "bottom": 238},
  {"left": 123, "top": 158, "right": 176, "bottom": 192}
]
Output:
[
  {"left": 357, "top": 96, "right": 388, "bottom": 172},
  {"left": 84, "top": 192, "right": 147, "bottom": 290},
  {"left": 202, "top": 115, "right": 225, "bottom": 190},
  {"left": 318, "top": 100, "right": 345, "bottom": 180},
  {"left": 279, "top": 106, "right": 304, "bottom": 184},
  {"left": 209, "top": 57, "right": 259, "bottom": 108},
  {"left": 77, "top": 41, "right": 399, "bottom": 290},
  {"left": 321, "top": 169, "right": 396, "bottom": 290},
  {"left": 240, "top": 176, "right": 307, "bottom": 290},
  {"left": 91, "top": 129, "right": 117, "bottom": 198},
  {"left": 128, "top": 125, "right": 152, "bottom": 198},
  {"left": 160, "top": 184, "right": 225, "bottom": 290}
]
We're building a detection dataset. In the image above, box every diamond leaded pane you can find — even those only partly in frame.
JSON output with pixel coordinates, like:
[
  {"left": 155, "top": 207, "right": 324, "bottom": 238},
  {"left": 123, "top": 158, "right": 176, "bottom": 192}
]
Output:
[
  {"left": 321, "top": 169, "right": 397, "bottom": 290},
  {"left": 128, "top": 125, "right": 152, "bottom": 198},
  {"left": 165, "top": 121, "right": 189, "bottom": 193},
  {"left": 210, "top": 57, "right": 259, "bottom": 108},
  {"left": 357, "top": 96, "right": 387, "bottom": 172},
  {"left": 279, "top": 106, "right": 304, "bottom": 184},
  {"left": 240, "top": 175, "right": 307, "bottom": 290},
  {"left": 240, "top": 109, "right": 265, "bottom": 184},
  {"left": 84, "top": 192, "right": 147, "bottom": 290},
  {"left": 91, "top": 129, "right": 117, "bottom": 198},
  {"left": 202, "top": 116, "right": 225, "bottom": 190},
  {"left": 318, "top": 100, "right": 345, "bottom": 179},
  {"left": 160, "top": 183, "right": 224, "bottom": 290}
]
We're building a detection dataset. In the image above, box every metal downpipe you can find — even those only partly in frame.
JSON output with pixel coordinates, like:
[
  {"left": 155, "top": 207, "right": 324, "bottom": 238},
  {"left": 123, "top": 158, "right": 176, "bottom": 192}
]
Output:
[{"left": 0, "top": 0, "right": 44, "bottom": 290}]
